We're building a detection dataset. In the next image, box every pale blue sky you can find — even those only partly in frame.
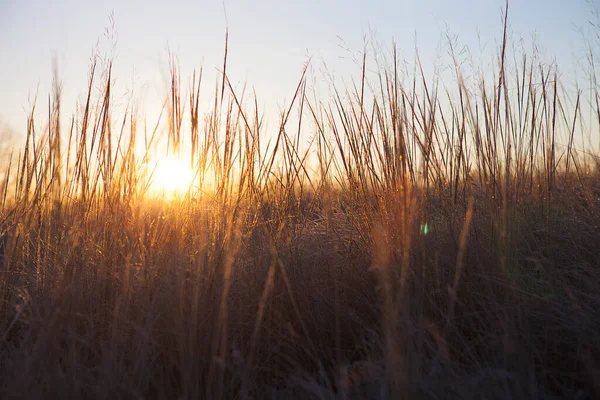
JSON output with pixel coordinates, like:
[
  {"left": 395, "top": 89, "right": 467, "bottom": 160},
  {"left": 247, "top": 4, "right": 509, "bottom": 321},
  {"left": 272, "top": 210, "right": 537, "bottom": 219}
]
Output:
[{"left": 0, "top": 0, "right": 596, "bottom": 139}]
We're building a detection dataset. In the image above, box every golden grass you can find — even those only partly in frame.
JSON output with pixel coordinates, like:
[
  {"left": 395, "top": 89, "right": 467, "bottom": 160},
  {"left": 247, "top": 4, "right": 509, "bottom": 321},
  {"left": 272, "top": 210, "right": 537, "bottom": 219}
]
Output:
[{"left": 1, "top": 5, "right": 600, "bottom": 399}]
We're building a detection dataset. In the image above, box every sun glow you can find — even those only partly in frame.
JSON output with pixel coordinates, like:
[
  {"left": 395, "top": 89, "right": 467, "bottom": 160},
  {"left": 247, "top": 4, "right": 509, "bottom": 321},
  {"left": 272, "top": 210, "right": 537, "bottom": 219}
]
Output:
[{"left": 150, "top": 157, "right": 195, "bottom": 198}]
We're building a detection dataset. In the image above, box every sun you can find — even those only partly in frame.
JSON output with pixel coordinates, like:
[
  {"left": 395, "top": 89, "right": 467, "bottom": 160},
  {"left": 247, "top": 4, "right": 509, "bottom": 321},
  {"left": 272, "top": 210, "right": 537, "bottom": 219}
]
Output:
[{"left": 150, "top": 157, "right": 195, "bottom": 198}]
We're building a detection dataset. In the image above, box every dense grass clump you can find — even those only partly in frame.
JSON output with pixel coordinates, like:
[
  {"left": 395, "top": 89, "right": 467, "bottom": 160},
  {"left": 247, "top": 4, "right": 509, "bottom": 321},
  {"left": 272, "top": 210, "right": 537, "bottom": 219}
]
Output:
[{"left": 2, "top": 8, "right": 600, "bottom": 399}]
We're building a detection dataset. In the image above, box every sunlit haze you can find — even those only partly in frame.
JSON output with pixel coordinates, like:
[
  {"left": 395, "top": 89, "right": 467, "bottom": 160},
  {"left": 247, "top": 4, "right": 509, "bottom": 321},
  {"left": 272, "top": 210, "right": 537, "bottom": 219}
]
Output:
[{"left": 150, "top": 157, "right": 195, "bottom": 198}]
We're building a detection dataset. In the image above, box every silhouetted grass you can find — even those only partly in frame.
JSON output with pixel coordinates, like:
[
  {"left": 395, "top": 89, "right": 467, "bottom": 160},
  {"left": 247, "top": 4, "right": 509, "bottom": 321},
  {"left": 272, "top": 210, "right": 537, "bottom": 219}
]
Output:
[{"left": 1, "top": 4, "right": 600, "bottom": 399}]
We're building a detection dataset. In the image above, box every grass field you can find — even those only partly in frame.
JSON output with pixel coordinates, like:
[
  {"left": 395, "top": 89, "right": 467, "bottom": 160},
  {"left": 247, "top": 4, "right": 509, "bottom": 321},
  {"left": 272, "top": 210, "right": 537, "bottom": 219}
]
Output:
[{"left": 1, "top": 8, "right": 600, "bottom": 399}]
